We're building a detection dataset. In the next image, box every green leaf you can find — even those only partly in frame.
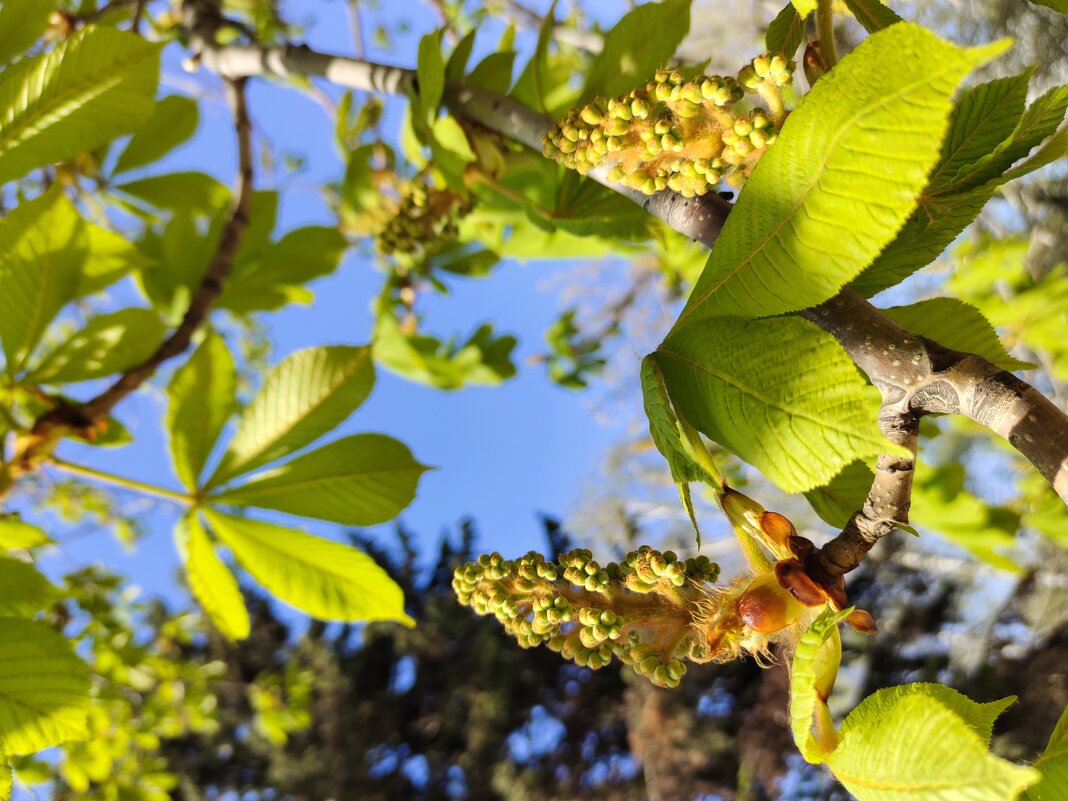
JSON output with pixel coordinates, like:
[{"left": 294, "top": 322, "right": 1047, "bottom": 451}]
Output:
[
  {"left": 790, "top": 608, "right": 851, "bottom": 762},
  {"left": 928, "top": 71, "right": 1033, "bottom": 192},
  {"left": 882, "top": 298, "right": 1036, "bottom": 371},
  {"left": 640, "top": 355, "right": 719, "bottom": 540},
  {"left": 445, "top": 29, "right": 476, "bottom": 81},
  {"left": 510, "top": 0, "right": 557, "bottom": 112},
  {"left": 0, "top": 757, "right": 9, "bottom": 801},
  {"left": 0, "top": 517, "right": 49, "bottom": 550},
  {"left": 218, "top": 226, "right": 347, "bottom": 313},
  {"left": 673, "top": 24, "right": 1005, "bottom": 326},
  {"left": 175, "top": 516, "right": 250, "bottom": 641},
  {"left": 210, "top": 434, "right": 427, "bottom": 526},
  {"left": 0, "top": 0, "right": 59, "bottom": 65},
  {"left": 416, "top": 30, "right": 445, "bottom": 119},
  {"left": 827, "top": 685, "right": 1038, "bottom": 800},
  {"left": 854, "top": 81, "right": 1067, "bottom": 296},
  {"left": 374, "top": 297, "right": 517, "bottom": 390},
  {"left": 0, "top": 26, "right": 161, "bottom": 185},
  {"left": 167, "top": 331, "right": 236, "bottom": 491},
  {"left": 115, "top": 171, "right": 231, "bottom": 212},
  {"left": 1028, "top": 0, "right": 1068, "bottom": 13},
  {"left": 0, "top": 558, "right": 58, "bottom": 617},
  {"left": 209, "top": 345, "right": 375, "bottom": 486},
  {"left": 843, "top": 0, "right": 902, "bottom": 32},
  {"left": 1027, "top": 705, "right": 1068, "bottom": 801},
  {"left": 21, "top": 308, "right": 166, "bottom": 384},
  {"left": 202, "top": 509, "right": 413, "bottom": 626},
  {"left": 792, "top": 0, "right": 817, "bottom": 13},
  {"left": 0, "top": 188, "right": 145, "bottom": 372},
  {"left": 0, "top": 617, "right": 90, "bottom": 756},
  {"left": 113, "top": 94, "right": 199, "bottom": 175},
  {"left": 465, "top": 51, "right": 517, "bottom": 95},
  {"left": 431, "top": 115, "right": 476, "bottom": 163},
  {"left": 657, "top": 316, "right": 898, "bottom": 494},
  {"left": 766, "top": 3, "right": 807, "bottom": 57},
  {"left": 804, "top": 460, "right": 875, "bottom": 529},
  {"left": 580, "top": 0, "right": 691, "bottom": 103},
  {"left": 848, "top": 684, "right": 1016, "bottom": 746}
]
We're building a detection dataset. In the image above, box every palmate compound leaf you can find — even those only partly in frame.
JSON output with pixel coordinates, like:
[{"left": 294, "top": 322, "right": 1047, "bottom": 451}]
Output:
[
  {"left": 640, "top": 355, "right": 721, "bottom": 542},
  {"left": 175, "top": 516, "right": 250, "bottom": 641},
  {"left": 827, "top": 684, "right": 1039, "bottom": 801},
  {"left": 0, "top": 25, "right": 160, "bottom": 186},
  {"left": 1026, "top": 704, "right": 1068, "bottom": 801},
  {"left": 0, "top": 618, "right": 89, "bottom": 756},
  {"left": 207, "top": 345, "right": 375, "bottom": 488},
  {"left": 882, "top": 298, "right": 1036, "bottom": 372},
  {"left": 209, "top": 434, "right": 428, "bottom": 527},
  {"left": 202, "top": 509, "right": 413, "bottom": 626},
  {"left": 671, "top": 24, "right": 1006, "bottom": 328},
  {"left": 166, "top": 332, "right": 236, "bottom": 490},
  {"left": 655, "top": 316, "right": 902, "bottom": 494},
  {"left": 790, "top": 607, "right": 851, "bottom": 763}
]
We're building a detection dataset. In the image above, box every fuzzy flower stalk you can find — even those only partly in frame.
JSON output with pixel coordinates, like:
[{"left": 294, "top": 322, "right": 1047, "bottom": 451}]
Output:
[
  {"left": 453, "top": 490, "right": 874, "bottom": 689},
  {"left": 542, "top": 54, "right": 794, "bottom": 195}
]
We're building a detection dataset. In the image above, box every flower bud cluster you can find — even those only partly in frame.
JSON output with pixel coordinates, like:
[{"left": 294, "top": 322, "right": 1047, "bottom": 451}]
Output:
[
  {"left": 376, "top": 178, "right": 472, "bottom": 259},
  {"left": 453, "top": 545, "right": 729, "bottom": 688},
  {"left": 542, "top": 57, "right": 794, "bottom": 196}
]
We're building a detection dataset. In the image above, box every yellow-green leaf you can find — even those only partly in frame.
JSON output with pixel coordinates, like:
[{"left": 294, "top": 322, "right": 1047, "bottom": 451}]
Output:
[
  {"left": 0, "top": 518, "right": 49, "bottom": 550},
  {"left": 203, "top": 509, "right": 413, "bottom": 626},
  {"left": 0, "top": 558, "right": 58, "bottom": 617},
  {"left": 176, "top": 516, "right": 250, "bottom": 641}
]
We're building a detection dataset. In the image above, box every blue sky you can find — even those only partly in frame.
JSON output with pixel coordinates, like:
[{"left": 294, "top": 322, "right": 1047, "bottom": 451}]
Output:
[{"left": 39, "top": 0, "right": 643, "bottom": 611}]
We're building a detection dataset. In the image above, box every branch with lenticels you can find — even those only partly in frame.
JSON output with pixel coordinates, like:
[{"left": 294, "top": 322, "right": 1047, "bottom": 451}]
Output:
[{"left": 183, "top": 32, "right": 1068, "bottom": 574}]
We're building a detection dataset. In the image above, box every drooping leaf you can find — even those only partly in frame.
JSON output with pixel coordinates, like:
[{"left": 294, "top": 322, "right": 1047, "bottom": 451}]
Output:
[
  {"left": 203, "top": 509, "right": 414, "bottom": 626},
  {"left": 657, "top": 316, "right": 898, "bottom": 494},
  {"left": 1027, "top": 704, "right": 1068, "bottom": 801},
  {"left": 843, "top": 0, "right": 902, "bottom": 32},
  {"left": 804, "top": 460, "right": 876, "bottom": 529},
  {"left": 790, "top": 608, "right": 851, "bottom": 763},
  {"left": 673, "top": 25, "right": 1005, "bottom": 326},
  {"left": 882, "top": 298, "right": 1036, "bottom": 371},
  {"left": 167, "top": 331, "right": 236, "bottom": 490},
  {"left": 175, "top": 516, "right": 250, "bottom": 641},
  {"left": 21, "top": 308, "right": 166, "bottom": 384},
  {"left": 766, "top": 3, "right": 807, "bottom": 57},
  {"left": 827, "top": 685, "right": 1038, "bottom": 800},
  {"left": 0, "top": 517, "right": 49, "bottom": 550},
  {"left": 640, "top": 355, "right": 719, "bottom": 540},
  {"left": 113, "top": 94, "right": 199, "bottom": 175},
  {"left": 208, "top": 346, "right": 375, "bottom": 486},
  {"left": 0, "top": 617, "right": 89, "bottom": 756},
  {"left": 210, "top": 434, "right": 427, "bottom": 526},
  {"left": 580, "top": 0, "right": 691, "bottom": 104},
  {"left": 0, "top": 188, "right": 146, "bottom": 372},
  {"left": 0, "top": 25, "right": 160, "bottom": 185},
  {"left": 0, "top": 0, "right": 59, "bottom": 65},
  {"left": 0, "top": 558, "right": 58, "bottom": 617}
]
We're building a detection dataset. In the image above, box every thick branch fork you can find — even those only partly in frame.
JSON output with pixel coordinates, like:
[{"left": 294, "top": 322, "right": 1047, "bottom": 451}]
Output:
[{"left": 188, "top": 38, "right": 1068, "bottom": 569}]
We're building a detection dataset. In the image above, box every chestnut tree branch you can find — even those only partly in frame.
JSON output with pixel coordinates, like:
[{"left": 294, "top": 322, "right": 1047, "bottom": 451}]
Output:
[{"left": 192, "top": 39, "right": 1068, "bottom": 572}]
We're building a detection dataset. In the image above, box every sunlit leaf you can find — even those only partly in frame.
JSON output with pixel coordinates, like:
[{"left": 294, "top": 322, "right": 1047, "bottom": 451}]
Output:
[
  {"left": 175, "top": 516, "right": 250, "bottom": 641},
  {"left": 113, "top": 94, "right": 199, "bottom": 175},
  {"left": 203, "top": 509, "right": 413, "bottom": 626},
  {"left": 0, "top": 558, "right": 58, "bottom": 617}
]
